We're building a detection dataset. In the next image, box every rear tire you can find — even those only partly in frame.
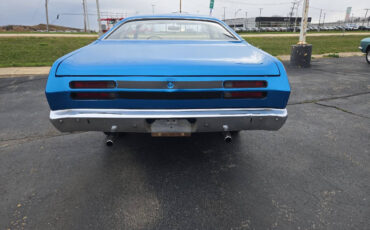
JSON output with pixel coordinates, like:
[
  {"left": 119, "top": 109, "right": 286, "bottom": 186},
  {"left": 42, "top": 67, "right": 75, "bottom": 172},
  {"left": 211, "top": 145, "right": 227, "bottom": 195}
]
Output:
[{"left": 366, "top": 49, "right": 370, "bottom": 64}]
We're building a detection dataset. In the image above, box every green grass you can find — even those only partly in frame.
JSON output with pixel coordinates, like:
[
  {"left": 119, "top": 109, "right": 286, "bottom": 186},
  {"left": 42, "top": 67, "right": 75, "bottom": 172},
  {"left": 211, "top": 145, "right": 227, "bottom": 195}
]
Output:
[
  {"left": 0, "top": 35, "right": 367, "bottom": 67},
  {"left": 0, "top": 37, "right": 96, "bottom": 67},
  {"left": 238, "top": 30, "right": 370, "bottom": 36},
  {"left": 0, "top": 31, "right": 98, "bottom": 35},
  {"left": 243, "top": 35, "right": 368, "bottom": 56},
  {"left": 325, "top": 53, "right": 340, "bottom": 58}
]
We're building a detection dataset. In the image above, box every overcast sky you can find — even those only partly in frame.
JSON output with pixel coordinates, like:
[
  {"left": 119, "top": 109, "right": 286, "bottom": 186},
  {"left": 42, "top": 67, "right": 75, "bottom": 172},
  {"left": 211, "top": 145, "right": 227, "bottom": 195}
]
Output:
[{"left": 0, "top": 0, "right": 368, "bottom": 30}]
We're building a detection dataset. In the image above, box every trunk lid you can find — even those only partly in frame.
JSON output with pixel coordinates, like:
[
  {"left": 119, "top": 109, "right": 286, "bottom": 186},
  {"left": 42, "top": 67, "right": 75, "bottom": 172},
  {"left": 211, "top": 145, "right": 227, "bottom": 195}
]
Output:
[{"left": 56, "top": 40, "right": 280, "bottom": 76}]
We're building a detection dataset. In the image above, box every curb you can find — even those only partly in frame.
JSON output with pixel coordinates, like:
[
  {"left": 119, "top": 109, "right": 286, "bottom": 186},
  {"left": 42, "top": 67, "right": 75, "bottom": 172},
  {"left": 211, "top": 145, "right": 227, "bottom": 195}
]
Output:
[{"left": 0, "top": 66, "right": 50, "bottom": 78}]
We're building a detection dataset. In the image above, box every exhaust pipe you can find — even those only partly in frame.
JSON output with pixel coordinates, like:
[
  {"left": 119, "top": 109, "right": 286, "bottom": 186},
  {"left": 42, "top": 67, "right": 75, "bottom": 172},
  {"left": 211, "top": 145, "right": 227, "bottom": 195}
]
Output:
[
  {"left": 222, "top": 125, "right": 232, "bottom": 143},
  {"left": 223, "top": 131, "right": 232, "bottom": 143},
  {"left": 106, "top": 125, "right": 118, "bottom": 147},
  {"left": 105, "top": 133, "right": 116, "bottom": 147}
]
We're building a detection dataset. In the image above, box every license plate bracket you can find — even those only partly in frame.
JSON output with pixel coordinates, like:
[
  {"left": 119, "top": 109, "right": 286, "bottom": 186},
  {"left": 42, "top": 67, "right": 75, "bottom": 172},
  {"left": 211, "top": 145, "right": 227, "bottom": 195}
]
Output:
[{"left": 150, "top": 119, "right": 192, "bottom": 136}]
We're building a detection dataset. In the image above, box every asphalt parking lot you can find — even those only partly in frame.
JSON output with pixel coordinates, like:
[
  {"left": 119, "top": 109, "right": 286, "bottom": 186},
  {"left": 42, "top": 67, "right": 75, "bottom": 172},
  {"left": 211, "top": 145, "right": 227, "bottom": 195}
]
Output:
[{"left": 1, "top": 56, "right": 369, "bottom": 230}]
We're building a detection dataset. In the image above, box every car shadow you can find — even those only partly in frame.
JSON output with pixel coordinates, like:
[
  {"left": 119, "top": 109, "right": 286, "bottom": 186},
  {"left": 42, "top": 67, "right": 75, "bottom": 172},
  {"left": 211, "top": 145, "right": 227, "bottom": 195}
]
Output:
[{"left": 94, "top": 132, "right": 275, "bottom": 229}]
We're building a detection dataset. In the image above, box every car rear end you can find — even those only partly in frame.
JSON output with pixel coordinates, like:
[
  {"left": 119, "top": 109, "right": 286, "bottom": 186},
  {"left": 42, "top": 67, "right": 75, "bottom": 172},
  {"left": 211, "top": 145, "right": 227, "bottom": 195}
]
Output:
[{"left": 45, "top": 15, "right": 290, "bottom": 137}]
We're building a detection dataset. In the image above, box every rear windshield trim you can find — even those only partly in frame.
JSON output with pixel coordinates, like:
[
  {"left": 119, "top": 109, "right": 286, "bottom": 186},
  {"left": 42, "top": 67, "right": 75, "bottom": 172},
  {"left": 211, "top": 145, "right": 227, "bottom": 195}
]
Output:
[{"left": 102, "top": 18, "right": 240, "bottom": 41}]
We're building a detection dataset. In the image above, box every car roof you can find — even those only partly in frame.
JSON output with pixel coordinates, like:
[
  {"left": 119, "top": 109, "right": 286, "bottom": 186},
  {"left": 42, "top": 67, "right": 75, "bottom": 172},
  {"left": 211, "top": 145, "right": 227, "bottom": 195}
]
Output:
[
  {"left": 99, "top": 14, "right": 243, "bottom": 41},
  {"left": 121, "top": 14, "right": 223, "bottom": 23}
]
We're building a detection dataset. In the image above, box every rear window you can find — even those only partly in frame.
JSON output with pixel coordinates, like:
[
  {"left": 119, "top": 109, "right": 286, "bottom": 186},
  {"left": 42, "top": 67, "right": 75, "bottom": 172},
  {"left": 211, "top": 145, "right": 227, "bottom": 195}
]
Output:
[{"left": 106, "top": 19, "right": 238, "bottom": 41}]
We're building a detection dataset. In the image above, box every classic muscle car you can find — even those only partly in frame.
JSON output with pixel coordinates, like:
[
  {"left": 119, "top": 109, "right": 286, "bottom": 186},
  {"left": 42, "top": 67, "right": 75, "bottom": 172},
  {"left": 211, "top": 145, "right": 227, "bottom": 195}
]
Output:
[
  {"left": 359, "top": 37, "right": 370, "bottom": 64},
  {"left": 45, "top": 14, "right": 291, "bottom": 145}
]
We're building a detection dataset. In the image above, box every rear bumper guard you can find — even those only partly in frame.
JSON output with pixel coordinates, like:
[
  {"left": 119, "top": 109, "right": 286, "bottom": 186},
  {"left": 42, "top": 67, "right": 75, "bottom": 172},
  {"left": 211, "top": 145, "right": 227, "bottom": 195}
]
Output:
[{"left": 50, "top": 108, "right": 288, "bottom": 133}]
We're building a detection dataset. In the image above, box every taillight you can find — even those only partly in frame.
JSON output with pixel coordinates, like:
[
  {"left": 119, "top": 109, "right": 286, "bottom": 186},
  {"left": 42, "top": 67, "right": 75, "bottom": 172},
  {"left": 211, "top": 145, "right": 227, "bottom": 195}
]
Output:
[
  {"left": 71, "top": 92, "right": 115, "bottom": 100},
  {"left": 224, "top": 91, "right": 267, "bottom": 99},
  {"left": 70, "top": 81, "right": 116, "bottom": 89},
  {"left": 224, "top": 81, "right": 267, "bottom": 88}
]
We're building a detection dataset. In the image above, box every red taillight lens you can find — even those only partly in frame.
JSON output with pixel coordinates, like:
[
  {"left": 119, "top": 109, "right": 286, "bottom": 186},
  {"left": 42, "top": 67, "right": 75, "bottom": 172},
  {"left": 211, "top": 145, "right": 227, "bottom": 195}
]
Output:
[
  {"left": 71, "top": 92, "right": 115, "bottom": 100},
  {"left": 224, "top": 91, "right": 267, "bottom": 99},
  {"left": 70, "top": 81, "right": 116, "bottom": 89},
  {"left": 224, "top": 81, "right": 267, "bottom": 88}
]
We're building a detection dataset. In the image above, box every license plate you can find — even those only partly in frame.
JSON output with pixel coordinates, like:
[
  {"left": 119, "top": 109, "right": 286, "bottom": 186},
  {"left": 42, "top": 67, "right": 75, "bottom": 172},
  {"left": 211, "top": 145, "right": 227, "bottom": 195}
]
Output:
[{"left": 150, "top": 119, "right": 192, "bottom": 137}]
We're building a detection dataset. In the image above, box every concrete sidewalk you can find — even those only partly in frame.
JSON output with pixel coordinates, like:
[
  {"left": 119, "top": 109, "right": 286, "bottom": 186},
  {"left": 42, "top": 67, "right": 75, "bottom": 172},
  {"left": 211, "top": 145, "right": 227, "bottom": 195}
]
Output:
[{"left": 0, "top": 66, "right": 50, "bottom": 78}]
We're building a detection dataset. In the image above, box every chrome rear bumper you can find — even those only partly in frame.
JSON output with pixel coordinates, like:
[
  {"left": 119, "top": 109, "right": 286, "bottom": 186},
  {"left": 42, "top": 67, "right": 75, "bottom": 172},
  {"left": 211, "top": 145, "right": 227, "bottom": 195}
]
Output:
[{"left": 50, "top": 108, "right": 288, "bottom": 133}]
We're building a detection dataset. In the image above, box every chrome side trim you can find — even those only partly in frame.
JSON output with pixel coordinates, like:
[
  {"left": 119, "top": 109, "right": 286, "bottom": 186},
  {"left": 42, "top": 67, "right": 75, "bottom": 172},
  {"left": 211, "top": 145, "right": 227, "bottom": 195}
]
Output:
[{"left": 50, "top": 108, "right": 288, "bottom": 133}]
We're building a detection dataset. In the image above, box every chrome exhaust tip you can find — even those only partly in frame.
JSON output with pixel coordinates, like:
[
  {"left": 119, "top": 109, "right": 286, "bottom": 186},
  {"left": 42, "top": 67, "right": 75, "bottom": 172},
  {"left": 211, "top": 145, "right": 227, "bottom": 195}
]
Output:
[
  {"left": 106, "top": 139, "right": 114, "bottom": 147},
  {"left": 223, "top": 131, "right": 232, "bottom": 143},
  {"left": 222, "top": 125, "right": 232, "bottom": 143},
  {"left": 105, "top": 133, "right": 116, "bottom": 147}
]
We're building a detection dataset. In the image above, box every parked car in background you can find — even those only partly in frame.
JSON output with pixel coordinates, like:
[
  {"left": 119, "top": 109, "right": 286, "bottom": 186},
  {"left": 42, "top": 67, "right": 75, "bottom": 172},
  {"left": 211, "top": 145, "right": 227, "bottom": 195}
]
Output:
[
  {"left": 359, "top": 37, "right": 370, "bottom": 64},
  {"left": 45, "top": 15, "right": 290, "bottom": 145}
]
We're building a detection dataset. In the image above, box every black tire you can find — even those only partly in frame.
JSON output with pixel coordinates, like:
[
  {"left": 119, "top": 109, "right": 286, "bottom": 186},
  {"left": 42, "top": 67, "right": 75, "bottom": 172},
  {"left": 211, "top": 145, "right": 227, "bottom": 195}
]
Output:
[{"left": 366, "top": 49, "right": 370, "bottom": 64}]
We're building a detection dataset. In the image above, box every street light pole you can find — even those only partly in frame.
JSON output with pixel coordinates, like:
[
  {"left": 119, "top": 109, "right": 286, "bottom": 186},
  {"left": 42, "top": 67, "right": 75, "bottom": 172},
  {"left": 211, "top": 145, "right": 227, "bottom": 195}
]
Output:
[
  {"left": 299, "top": 0, "right": 309, "bottom": 44},
  {"left": 318, "top": 9, "right": 322, "bottom": 31},
  {"left": 290, "top": 0, "right": 312, "bottom": 67},
  {"left": 180, "top": 0, "right": 182, "bottom": 13}
]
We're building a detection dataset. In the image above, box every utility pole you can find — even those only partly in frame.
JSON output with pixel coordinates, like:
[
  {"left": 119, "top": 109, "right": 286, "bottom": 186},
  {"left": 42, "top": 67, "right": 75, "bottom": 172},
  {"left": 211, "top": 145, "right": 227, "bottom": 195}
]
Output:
[
  {"left": 152, "top": 4, "right": 155, "bottom": 14},
  {"left": 96, "top": 0, "right": 102, "bottom": 35},
  {"left": 234, "top": 9, "right": 241, "bottom": 29},
  {"left": 293, "top": 1, "right": 300, "bottom": 32},
  {"left": 363, "top": 9, "right": 369, "bottom": 26},
  {"left": 259, "top": 8, "right": 263, "bottom": 29},
  {"left": 245, "top": 11, "right": 248, "bottom": 30},
  {"left": 223, "top": 7, "right": 226, "bottom": 20},
  {"left": 318, "top": 9, "right": 322, "bottom": 31},
  {"left": 45, "top": 0, "right": 49, "bottom": 32},
  {"left": 82, "top": 0, "right": 87, "bottom": 32},
  {"left": 179, "top": 0, "right": 182, "bottom": 13},
  {"left": 289, "top": 1, "right": 297, "bottom": 32},
  {"left": 322, "top": 13, "right": 326, "bottom": 27},
  {"left": 85, "top": 1, "right": 90, "bottom": 32}
]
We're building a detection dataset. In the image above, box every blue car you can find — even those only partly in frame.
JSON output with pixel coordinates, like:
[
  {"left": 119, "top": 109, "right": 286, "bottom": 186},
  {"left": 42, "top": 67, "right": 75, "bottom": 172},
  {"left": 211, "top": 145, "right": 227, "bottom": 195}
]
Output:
[{"left": 45, "top": 14, "right": 290, "bottom": 144}]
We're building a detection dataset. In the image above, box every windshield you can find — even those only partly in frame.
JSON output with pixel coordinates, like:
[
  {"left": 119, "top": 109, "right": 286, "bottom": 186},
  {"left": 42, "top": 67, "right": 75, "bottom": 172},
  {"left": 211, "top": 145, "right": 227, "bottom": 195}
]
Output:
[{"left": 106, "top": 19, "right": 238, "bottom": 41}]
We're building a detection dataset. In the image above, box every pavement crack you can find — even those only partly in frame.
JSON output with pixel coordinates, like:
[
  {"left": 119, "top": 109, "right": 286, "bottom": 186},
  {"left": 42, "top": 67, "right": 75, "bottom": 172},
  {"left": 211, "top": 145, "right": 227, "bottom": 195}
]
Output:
[
  {"left": 314, "top": 102, "right": 369, "bottom": 119},
  {"left": 288, "top": 91, "right": 370, "bottom": 106}
]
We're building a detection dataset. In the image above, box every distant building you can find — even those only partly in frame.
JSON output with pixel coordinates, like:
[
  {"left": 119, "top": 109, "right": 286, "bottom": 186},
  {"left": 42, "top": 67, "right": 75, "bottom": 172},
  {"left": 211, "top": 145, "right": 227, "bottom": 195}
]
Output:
[{"left": 224, "top": 16, "right": 312, "bottom": 29}]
